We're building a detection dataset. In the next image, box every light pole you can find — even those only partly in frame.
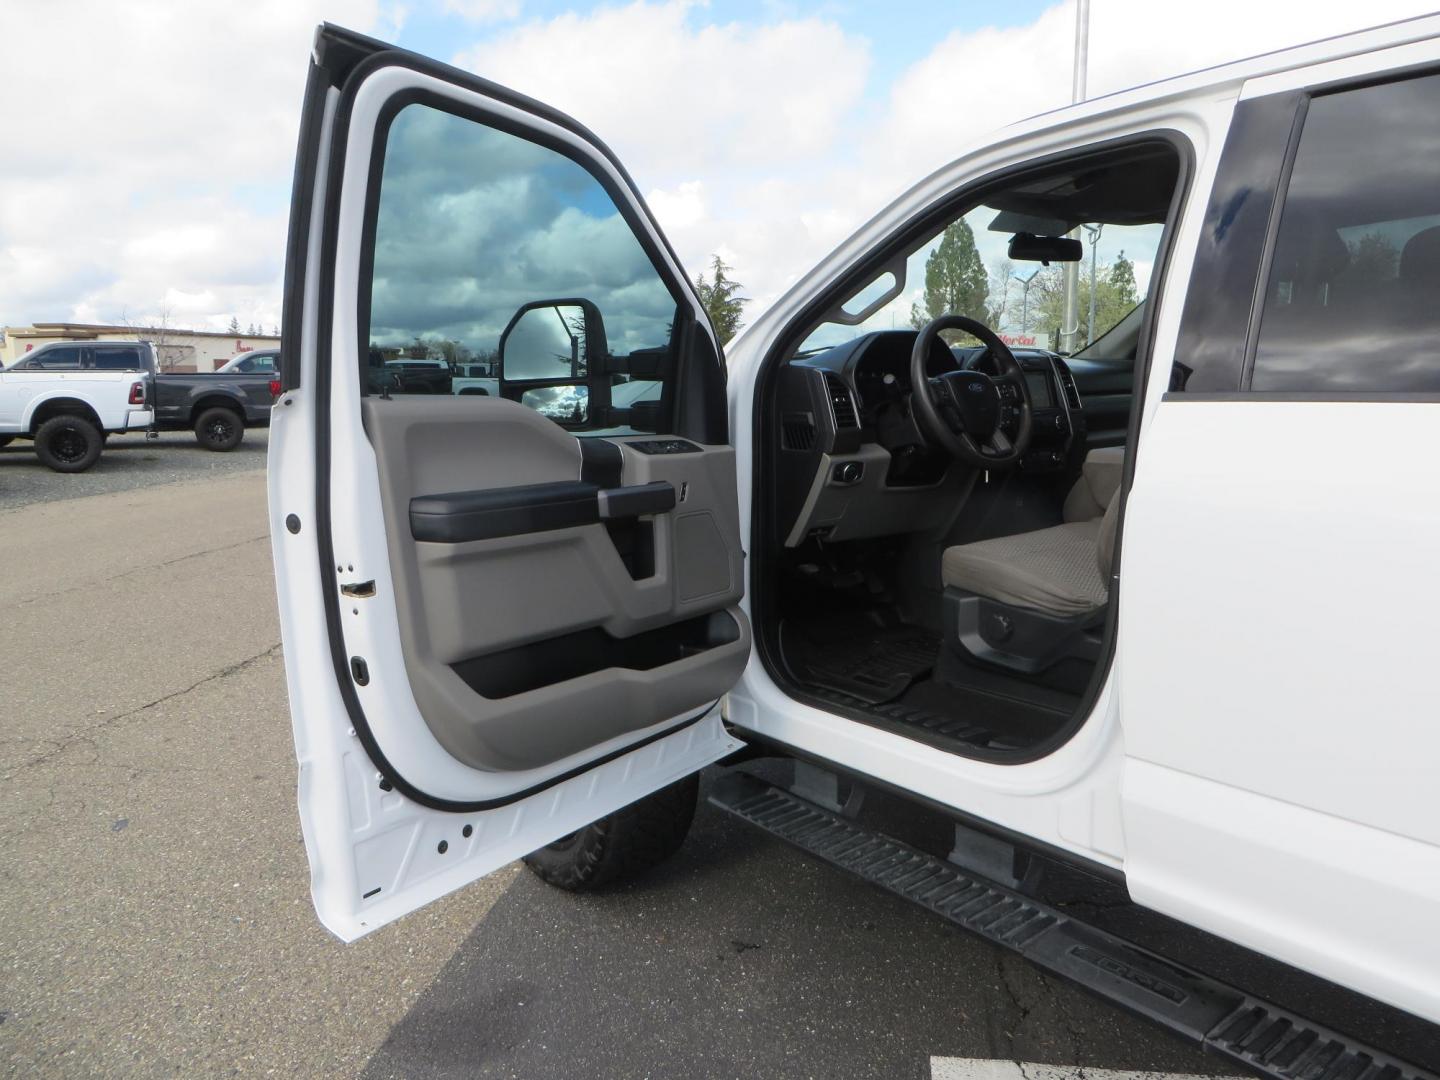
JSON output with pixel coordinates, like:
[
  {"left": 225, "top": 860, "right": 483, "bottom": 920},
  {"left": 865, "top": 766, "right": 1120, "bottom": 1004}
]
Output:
[
  {"left": 1060, "top": 0, "right": 1090, "bottom": 353},
  {"left": 1013, "top": 269, "right": 1040, "bottom": 334},
  {"left": 1083, "top": 222, "right": 1103, "bottom": 345}
]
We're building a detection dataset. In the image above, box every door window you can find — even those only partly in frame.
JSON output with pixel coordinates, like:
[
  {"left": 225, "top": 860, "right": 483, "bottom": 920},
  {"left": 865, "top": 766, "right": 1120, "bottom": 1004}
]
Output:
[
  {"left": 1252, "top": 73, "right": 1440, "bottom": 393},
  {"left": 91, "top": 346, "right": 142, "bottom": 369},
  {"left": 27, "top": 346, "right": 83, "bottom": 369},
  {"left": 363, "top": 101, "right": 679, "bottom": 429}
]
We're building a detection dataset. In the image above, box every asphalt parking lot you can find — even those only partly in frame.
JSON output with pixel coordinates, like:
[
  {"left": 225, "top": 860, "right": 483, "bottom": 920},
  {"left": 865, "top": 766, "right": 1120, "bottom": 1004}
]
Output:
[
  {"left": 1, "top": 443, "right": 1435, "bottom": 1078},
  {"left": 0, "top": 427, "right": 271, "bottom": 511}
]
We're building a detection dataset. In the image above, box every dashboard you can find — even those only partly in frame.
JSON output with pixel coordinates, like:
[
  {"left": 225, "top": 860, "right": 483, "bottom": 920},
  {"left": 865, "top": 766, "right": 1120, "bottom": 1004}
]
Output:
[{"left": 773, "top": 330, "right": 1088, "bottom": 547}]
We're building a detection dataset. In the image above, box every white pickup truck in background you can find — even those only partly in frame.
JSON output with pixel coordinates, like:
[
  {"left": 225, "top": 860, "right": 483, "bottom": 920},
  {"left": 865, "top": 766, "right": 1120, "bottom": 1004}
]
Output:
[{"left": 0, "top": 340, "right": 153, "bottom": 472}]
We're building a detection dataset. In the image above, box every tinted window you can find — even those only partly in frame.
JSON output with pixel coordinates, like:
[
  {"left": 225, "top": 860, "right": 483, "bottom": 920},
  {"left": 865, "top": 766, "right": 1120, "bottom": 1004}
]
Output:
[
  {"left": 365, "top": 101, "right": 677, "bottom": 430},
  {"left": 32, "top": 346, "right": 82, "bottom": 369},
  {"left": 1252, "top": 74, "right": 1440, "bottom": 393},
  {"left": 92, "top": 346, "right": 141, "bottom": 369}
]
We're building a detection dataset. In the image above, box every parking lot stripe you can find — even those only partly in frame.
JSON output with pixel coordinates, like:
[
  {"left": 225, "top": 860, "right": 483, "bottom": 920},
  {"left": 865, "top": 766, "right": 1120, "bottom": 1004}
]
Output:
[{"left": 930, "top": 1060, "right": 1229, "bottom": 1080}]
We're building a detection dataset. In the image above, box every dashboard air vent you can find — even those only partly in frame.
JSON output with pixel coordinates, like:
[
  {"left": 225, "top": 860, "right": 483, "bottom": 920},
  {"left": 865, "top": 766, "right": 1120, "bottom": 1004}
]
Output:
[
  {"left": 822, "top": 372, "right": 860, "bottom": 430},
  {"left": 1054, "top": 361, "right": 1082, "bottom": 410}
]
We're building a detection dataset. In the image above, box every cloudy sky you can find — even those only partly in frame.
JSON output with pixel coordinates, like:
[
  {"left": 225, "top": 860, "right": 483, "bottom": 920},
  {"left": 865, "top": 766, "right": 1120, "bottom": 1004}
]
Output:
[{"left": 1, "top": 0, "right": 1436, "bottom": 336}]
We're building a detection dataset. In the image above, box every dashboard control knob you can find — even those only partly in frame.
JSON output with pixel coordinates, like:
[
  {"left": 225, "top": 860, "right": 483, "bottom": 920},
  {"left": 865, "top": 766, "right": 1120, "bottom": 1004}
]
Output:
[{"left": 833, "top": 461, "right": 864, "bottom": 485}]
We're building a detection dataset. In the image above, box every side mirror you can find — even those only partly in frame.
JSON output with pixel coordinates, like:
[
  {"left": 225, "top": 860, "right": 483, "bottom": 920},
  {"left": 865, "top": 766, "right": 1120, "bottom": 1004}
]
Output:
[
  {"left": 498, "top": 299, "right": 607, "bottom": 383},
  {"left": 1008, "top": 232, "right": 1083, "bottom": 265}
]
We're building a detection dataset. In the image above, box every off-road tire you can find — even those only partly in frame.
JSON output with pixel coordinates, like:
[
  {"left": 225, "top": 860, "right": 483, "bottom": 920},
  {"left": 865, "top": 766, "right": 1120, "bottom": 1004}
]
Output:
[
  {"left": 195, "top": 406, "right": 244, "bottom": 452},
  {"left": 523, "top": 774, "right": 699, "bottom": 891},
  {"left": 34, "top": 415, "right": 103, "bottom": 473}
]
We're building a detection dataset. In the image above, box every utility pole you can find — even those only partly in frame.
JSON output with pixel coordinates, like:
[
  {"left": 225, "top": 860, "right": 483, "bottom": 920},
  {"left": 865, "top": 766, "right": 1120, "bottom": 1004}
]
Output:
[
  {"left": 1013, "top": 269, "right": 1040, "bottom": 333},
  {"left": 1060, "top": 0, "right": 1090, "bottom": 354},
  {"left": 1083, "top": 223, "right": 1103, "bottom": 345}
]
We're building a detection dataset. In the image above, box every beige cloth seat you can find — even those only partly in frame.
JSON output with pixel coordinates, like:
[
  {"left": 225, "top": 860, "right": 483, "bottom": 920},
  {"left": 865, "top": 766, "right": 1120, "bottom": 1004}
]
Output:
[{"left": 941, "top": 448, "right": 1123, "bottom": 619}]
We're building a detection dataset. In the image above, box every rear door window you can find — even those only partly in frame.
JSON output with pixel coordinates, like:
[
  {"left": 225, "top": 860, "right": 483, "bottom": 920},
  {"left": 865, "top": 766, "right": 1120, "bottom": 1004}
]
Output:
[
  {"left": 91, "top": 346, "right": 142, "bottom": 370},
  {"left": 1252, "top": 72, "right": 1440, "bottom": 393}
]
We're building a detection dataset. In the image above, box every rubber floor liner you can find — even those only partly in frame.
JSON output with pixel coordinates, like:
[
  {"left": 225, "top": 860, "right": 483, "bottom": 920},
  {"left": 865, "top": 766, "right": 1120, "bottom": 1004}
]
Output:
[
  {"left": 711, "top": 771, "right": 1438, "bottom": 1080},
  {"left": 781, "top": 622, "right": 939, "bottom": 704}
]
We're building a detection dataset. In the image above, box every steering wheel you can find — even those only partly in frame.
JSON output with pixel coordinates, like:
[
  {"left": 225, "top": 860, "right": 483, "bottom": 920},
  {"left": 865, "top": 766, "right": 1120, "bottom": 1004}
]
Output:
[{"left": 909, "top": 314, "right": 1032, "bottom": 467}]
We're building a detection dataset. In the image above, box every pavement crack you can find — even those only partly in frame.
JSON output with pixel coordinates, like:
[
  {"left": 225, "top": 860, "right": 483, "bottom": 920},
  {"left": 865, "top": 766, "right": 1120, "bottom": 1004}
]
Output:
[
  {"left": 0, "top": 642, "right": 282, "bottom": 780},
  {"left": 14, "top": 533, "right": 269, "bottom": 608}
]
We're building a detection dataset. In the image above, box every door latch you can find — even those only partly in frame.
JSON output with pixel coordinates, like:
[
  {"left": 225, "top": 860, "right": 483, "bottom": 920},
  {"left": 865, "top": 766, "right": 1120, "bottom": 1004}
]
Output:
[{"left": 340, "top": 580, "right": 376, "bottom": 598}]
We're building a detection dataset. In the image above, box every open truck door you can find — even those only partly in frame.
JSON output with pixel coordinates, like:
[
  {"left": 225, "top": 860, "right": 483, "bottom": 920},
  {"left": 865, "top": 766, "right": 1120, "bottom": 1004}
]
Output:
[{"left": 268, "top": 25, "right": 749, "bottom": 940}]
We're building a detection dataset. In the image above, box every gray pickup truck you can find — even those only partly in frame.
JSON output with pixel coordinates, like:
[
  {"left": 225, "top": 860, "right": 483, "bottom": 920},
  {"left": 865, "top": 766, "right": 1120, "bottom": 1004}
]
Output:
[{"left": 149, "top": 346, "right": 279, "bottom": 450}]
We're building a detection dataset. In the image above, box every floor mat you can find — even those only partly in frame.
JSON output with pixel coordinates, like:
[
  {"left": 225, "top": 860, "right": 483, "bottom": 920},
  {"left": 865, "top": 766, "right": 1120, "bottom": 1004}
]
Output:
[{"left": 780, "top": 620, "right": 939, "bottom": 705}]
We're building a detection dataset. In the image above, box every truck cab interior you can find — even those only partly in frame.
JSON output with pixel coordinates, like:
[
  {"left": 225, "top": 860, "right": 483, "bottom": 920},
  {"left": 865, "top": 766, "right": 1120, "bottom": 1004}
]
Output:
[{"left": 754, "top": 139, "right": 1183, "bottom": 761}]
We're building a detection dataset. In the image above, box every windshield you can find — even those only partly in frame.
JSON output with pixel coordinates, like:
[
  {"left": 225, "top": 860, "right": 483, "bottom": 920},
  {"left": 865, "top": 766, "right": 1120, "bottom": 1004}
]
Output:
[{"left": 796, "top": 196, "right": 1164, "bottom": 357}]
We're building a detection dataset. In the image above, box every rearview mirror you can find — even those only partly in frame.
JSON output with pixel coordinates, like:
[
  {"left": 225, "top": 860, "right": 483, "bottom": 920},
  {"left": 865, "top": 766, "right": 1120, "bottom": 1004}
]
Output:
[
  {"left": 1008, "top": 232, "right": 1083, "bottom": 264},
  {"left": 499, "top": 299, "right": 607, "bottom": 383}
]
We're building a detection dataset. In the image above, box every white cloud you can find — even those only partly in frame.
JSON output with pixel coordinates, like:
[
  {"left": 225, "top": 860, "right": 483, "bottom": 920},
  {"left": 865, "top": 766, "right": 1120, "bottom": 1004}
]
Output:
[
  {"left": 452, "top": 0, "right": 1439, "bottom": 328},
  {"left": 453, "top": 2, "right": 872, "bottom": 174},
  {"left": 4, "top": 0, "right": 1438, "bottom": 340},
  {"left": 444, "top": 0, "right": 521, "bottom": 23},
  {"left": 0, "top": 0, "right": 388, "bottom": 331}
]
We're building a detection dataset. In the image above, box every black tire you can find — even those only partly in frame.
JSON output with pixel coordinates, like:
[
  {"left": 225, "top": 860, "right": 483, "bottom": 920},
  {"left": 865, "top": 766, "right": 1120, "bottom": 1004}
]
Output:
[
  {"left": 34, "top": 415, "right": 103, "bottom": 473},
  {"left": 0, "top": 435, "right": 14, "bottom": 448},
  {"left": 523, "top": 774, "right": 699, "bottom": 891},
  {"left": 195, "top": 406, "right": 244, "bottom": 452}
]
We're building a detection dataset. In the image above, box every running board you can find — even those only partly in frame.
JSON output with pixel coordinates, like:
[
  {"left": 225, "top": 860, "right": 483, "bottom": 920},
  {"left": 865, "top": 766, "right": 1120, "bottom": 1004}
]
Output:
[{"left": 709, "top": 772, "right": 1436, "bottom": 1080}]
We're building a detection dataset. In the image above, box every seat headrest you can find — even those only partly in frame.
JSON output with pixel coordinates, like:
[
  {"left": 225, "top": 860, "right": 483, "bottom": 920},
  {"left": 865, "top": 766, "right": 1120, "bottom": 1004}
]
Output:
[{"left": 1399, "top": 225, "right": 1440, "bottom": 288}]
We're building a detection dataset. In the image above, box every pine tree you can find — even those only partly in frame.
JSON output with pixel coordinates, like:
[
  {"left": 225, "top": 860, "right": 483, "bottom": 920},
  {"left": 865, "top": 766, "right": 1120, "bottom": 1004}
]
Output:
[
  {"left": 694, "top": 255, "right": 748, "bottom": 344},
  {"left": 227, "top": 316, "right": 240, "bottom": 334},
  {"left": 911, "top": 221, "right": 992, "bottom": 328},
  {"left": 1108, "top": 250, "right": 1138, "bottom": 308}
]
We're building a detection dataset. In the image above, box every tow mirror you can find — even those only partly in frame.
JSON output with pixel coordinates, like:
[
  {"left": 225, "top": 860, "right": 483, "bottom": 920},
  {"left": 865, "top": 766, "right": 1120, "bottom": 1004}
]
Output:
[
  {"left": 1008, "top": 232, "right": 1083, "bottom": 265},
  {"left": 498, "top": 299, "right": 607, "bottom": 383}
]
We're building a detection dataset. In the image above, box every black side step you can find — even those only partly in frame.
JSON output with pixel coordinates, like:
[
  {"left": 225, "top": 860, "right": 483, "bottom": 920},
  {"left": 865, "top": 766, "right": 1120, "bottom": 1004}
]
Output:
[{"left": 709, "top": 772, "right": 1436, "bottom": 1080}]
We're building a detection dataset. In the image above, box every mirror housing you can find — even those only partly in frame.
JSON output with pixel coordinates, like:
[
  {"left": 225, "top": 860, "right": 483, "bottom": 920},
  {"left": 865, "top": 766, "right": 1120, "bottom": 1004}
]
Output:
[
  {"left": 1008, "top": 232, "right": 1083, "bottom": 265},
  {"left": 498, "top": 299, "right": 607, "bottom": 383}
]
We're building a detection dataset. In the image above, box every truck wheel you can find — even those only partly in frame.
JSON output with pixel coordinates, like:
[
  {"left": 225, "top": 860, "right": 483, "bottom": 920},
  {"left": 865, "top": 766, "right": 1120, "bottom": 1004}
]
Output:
[
  {"left": 523, "top": 774, "right": 699, "bottom": 892},
  {"left": 0, "top": 435, "right": 14, "bottom": 448},
  {"left": 34, "top": 415, "right": 103, "bottom": 473},
  {"left": 195, "top": 407, "right": 244, "bottom": 452}
]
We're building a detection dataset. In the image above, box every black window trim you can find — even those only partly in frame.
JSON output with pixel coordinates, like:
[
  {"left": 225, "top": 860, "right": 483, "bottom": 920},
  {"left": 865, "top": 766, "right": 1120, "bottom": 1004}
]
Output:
[{"left": 1175, "top": 59, "right": 1440, "bottom": 403}]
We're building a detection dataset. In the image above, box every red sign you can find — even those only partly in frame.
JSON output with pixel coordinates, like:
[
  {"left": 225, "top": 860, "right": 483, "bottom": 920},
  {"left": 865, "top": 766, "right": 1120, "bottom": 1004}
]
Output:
[{"left": 998, "top": 333, "right": 1038, "bottom": 347}]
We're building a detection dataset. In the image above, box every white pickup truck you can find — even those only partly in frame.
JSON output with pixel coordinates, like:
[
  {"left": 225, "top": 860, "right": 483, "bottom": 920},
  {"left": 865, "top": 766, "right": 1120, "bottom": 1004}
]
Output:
[{"left": 0, "top": 340, "right": 153, "bottom": 472}]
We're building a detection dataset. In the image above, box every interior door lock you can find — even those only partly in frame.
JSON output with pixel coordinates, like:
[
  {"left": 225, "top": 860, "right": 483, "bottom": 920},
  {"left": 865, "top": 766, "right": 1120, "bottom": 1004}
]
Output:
[{"left": 340, "top": 580, "right": 376, "bottom": 598}]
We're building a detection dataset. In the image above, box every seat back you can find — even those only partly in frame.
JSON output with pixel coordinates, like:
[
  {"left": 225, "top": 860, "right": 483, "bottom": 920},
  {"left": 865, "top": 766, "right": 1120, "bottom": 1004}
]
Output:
[
  {"left": 1063, "top": 446, "right": 1125, "bottom": 523},
  {"left": 1096, "top": 494, "right": 1120, "bottom": 579}
]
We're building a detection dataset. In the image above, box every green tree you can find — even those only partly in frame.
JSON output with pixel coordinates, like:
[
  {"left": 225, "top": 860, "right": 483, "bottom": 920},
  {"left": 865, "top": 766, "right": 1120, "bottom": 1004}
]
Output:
[
  {"left": 1109, "top": 250, "right": 1138, "bottom": 308},
  {"left": 909, "top": 220, "right": 993, "bottom": 330},
  {"left": 694, "top": 255, "right": 748, "bottom": 344},
  {"left": 226, "top": 316, "right": 240, "bottom": 334},
  {"left": 1030, "top": 251, "right": 1146, "bottom": 349}
]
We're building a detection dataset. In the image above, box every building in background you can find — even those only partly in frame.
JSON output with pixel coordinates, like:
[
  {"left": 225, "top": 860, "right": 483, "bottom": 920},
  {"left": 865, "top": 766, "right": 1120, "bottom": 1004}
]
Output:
[{"left": 0, "top": 323, "right": 280, "bottom": 372}]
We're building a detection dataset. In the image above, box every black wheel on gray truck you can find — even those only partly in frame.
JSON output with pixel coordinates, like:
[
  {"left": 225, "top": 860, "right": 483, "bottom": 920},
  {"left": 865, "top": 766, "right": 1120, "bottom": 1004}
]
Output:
[
  {"left": 0, "top": 435, "right": 13, "bottom": 448},
  {"left": 195, "top": 406, "right": 244, "bottom": 452},
  {"left": 34, "top": 415, "right": 103, "bottom": 473},
  {"left": 523, "top": 774, "right": 699, "bottom": 891}
]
